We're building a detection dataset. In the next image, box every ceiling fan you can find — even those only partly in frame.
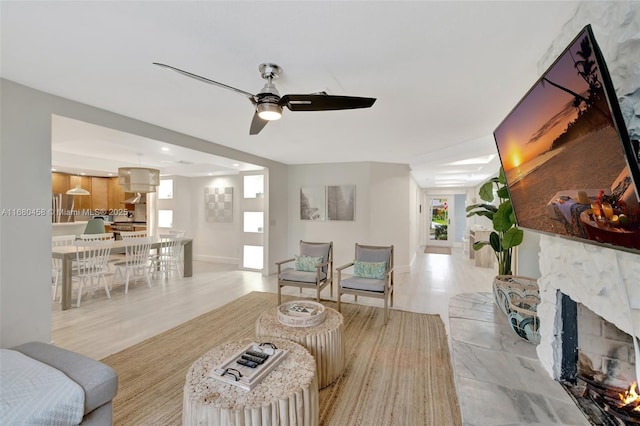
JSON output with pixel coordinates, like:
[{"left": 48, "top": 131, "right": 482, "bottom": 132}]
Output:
[{"left": 153, "top": 62, "right": 376, "bottom": 135}]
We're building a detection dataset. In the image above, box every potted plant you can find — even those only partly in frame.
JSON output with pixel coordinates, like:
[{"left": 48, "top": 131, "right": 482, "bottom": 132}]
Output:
[
  {"left": 465, "top": 167, "right": 524, "bottom": 275},
  {"left": 467, "top": 169, "right": 542, "bottom": 344}
]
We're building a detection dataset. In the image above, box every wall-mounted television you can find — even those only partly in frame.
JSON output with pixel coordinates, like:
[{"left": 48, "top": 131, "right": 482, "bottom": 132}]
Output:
[{"left": 493, "top": 24, "right": 640, "bottom": 253}]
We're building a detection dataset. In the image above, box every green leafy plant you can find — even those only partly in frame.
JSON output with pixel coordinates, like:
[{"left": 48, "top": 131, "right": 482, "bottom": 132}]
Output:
[{"left": 466, "top": 168, "right": 524, "bottom": 275}]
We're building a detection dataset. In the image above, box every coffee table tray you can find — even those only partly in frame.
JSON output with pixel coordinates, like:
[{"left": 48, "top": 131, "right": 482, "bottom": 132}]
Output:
[{"left": 209, "top": 342, "right": 288, "bottom": 391}]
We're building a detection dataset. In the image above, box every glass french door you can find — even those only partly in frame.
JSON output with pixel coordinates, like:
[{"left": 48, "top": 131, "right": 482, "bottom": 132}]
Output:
[{"left": 428, "top": 196, "right": 451, "bottom": 246}]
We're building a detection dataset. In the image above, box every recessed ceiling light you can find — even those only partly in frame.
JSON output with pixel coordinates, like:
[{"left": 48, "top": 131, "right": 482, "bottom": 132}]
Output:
[
  {"left": 80, "top": 172, "right": 86, "bottom": 175},
  {"left": 233, "top": 163, "right": 240, "bottom": 167},
  {"left": 208, "top": 173, "right": 213, "bottom": 176},
  {"left": 51, "top": 168, "right": 57, "bottom": 171},
  {"left": 161, "top": 147, "right": 170, "bottom": 152}
]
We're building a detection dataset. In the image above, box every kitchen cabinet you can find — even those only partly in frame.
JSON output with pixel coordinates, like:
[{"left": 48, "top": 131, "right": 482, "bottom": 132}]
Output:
[
  {"left": 52, "top": 173, "right": 70, "bottom": 194},
  {"left": 91, "top": 177, "right": 109, "bottom": 211},
  {"left": 108, "top": 177, "right": 125, "bottom": 210},
  {"left": 52, "top": 173, "right": 130, "bottom": 213}
]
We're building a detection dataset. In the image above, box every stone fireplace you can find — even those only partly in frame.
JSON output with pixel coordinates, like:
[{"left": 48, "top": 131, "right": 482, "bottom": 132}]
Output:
[{"left": 536, "top": 235, "right": 640, "bottom": 422}]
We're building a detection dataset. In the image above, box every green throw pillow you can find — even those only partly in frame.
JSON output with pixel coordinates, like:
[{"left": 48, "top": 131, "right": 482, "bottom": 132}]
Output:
[
  {"left": 353, "top": 260, "right": 386, "bottom": 280},
  {"left": 294, "top": 255, "right": 323, "bottom": 272}
]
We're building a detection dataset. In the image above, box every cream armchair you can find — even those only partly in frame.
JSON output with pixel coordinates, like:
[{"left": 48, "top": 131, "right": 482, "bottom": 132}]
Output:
[
  {"left": 336, "top": 244, "right": 394, "bottom": 324},
  {"left": 276, "top": 241, "right": 333, "bottom": 305}
]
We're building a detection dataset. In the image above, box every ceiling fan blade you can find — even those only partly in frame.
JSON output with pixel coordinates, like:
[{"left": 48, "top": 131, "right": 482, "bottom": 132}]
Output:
[
  {"left": 249, "top": 112, "right": 269, "bottom": 135},
  {"left": 280, "top": 94, "right": 376, "bottom": 111},
  {"left": 153, "top": 62, "right": 256, "bottom": 101}
]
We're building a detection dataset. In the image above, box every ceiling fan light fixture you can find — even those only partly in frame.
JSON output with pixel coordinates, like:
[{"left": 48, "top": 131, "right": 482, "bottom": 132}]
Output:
[{"left": 256, "top": 103, "right": 282, "bottom": 121}]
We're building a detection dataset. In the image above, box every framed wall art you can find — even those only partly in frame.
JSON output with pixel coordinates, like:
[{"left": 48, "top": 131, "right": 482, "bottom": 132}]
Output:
[
  {"left": 300, "top": 186, "right": 326, "bottom": 220},
  {"left": 327, "top": 185, "right": 355, "bottom": 221},
  {"left": 205, "top": 187, "right": 233, "bottom": 222}
]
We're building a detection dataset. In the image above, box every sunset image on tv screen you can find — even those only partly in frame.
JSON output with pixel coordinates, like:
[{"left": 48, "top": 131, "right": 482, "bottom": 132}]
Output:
[{"left": 493, "top": 27, "right": 639, "bottom": 251}]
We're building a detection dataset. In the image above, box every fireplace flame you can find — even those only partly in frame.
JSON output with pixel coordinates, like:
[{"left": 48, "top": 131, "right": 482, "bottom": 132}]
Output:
[{"left": 619, "top": 381, "right": 640, "bottom": 411}]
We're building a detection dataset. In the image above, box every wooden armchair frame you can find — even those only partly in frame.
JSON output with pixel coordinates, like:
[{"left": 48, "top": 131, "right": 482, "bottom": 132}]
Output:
[
  {"left": 336, "top": 244, "right": 394, "bottom": 324},
  {"left": 275, "top": 241, "right": 333, "bottom": 305}
]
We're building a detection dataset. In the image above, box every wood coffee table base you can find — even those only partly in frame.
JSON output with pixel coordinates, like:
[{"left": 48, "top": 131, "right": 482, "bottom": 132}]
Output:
[{"left": 256, "top": 306, "right": 344, "bottom": 389}]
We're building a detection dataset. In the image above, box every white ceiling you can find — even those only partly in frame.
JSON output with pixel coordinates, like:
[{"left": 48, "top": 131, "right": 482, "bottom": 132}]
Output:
[{"left": 1, "top": 1, "right": 581, "bottom": 187}]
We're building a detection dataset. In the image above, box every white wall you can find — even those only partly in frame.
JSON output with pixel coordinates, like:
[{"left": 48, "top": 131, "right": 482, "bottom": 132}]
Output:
[
  {"left": 287, "top": 162, "right": 411, "bottom": 272},
  {"left": 190, "top": 175, "right": 242, "bottom": 264},
  {"left": 0, "top": 79, "right": 289, "bottom": 348},
  {"left": 408, "top": 175, "right": 421, "bottom": 267},
  {"left": 156, "top": 176, "right": 194, "bottom": 237}
]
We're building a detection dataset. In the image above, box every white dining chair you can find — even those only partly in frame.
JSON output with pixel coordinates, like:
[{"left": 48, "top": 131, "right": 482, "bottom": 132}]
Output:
[
  {"left": 112, "top": 236, "right": 153, "bottom": 294},
  {"left": 52, "top": 234, "right": 76, "bottom": 301},
  {"left": 74, "top": 239, "right": 113, "bottom": 307},
  {"left": 149, "top": 234, "right": 183, "bottom": 279}
]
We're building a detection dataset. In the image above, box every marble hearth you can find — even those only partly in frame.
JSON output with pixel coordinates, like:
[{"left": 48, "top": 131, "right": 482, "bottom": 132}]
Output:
[{"left": 450, "top": 293, "right": 589, "bottom": 425}]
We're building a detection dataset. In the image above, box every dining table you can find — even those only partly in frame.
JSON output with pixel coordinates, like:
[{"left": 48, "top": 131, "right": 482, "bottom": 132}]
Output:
[{"left": 51, "top": 237, "right": 193, "bottom": 310}]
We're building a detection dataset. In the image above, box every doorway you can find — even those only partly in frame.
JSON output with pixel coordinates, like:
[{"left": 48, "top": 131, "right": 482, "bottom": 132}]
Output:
[{"left": 427, "top": 196, "right": 452, "bottom": 246}]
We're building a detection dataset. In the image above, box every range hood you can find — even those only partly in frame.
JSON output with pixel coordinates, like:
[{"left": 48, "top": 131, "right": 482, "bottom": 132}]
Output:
[{"left": 122, "top": 193, "right": 145, "bottom": 204}]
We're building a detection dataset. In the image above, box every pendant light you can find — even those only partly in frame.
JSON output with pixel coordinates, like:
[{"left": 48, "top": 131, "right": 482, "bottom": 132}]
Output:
[
  {"left": 66, "top": 170, "right": 90, "bottom": 196},
  {"left": 118, "top": 154, "right": 160, "bottom": 193}
]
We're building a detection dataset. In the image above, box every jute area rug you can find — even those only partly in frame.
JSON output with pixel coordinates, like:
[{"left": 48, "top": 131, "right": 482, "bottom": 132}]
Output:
[
  {"left": 101, "top": 291, "right": 461, "bottom": 425},
  {"left": 424, "top": 246, "right": 452, "bottom": 255}
]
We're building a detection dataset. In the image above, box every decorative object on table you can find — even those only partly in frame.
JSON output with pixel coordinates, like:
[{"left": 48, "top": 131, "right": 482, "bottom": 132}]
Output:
[
  {"left": 466, "top": 167, "right": 524, "bottom": 276},
  {"left": 507, "top": 295, "right": 541, "bottom": 345},
  {"left": 300, "top": 186, "right": 326, "bottom": 220},
  {"left": 327, "top": 185, "right": 356, "bottom": 221},
  {"left": 492, "top": 275, "right": 539, "bottom": 316},
  {"left": 209, "top": 342, "right": 287, "bottom": 391},
  {"left": 204, "top": 187, "right": 233, "bottom": 223},
  {"left": 277, "top": 301, "right": 326, "bottom": 327},
  {"left": 287, "top": 303, "right": 318, "bottom": 316}
]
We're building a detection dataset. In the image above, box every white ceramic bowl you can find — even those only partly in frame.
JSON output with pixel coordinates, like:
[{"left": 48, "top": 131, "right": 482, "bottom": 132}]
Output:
[{"left": 277, "top": 301, "right": 326, "bottom": 327}]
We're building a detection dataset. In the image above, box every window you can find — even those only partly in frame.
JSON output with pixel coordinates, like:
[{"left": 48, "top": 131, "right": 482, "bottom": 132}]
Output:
[
  {"left": 158, "top": 209, "right": 173, "bottom": 228},
  {"left": 243, "top": 175, "right": 264, "bottom": 199},
  {"left": 243, "top": 212, "right": 264, "bottom": 233},
  {"left": 158, "top": 179, "right": 173, "bottom": 199}
]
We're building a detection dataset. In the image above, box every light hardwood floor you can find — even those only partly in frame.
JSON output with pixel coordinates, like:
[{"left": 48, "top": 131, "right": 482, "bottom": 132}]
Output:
[{"left": 51, "top": 246, "right": 497, "bottom": 360}]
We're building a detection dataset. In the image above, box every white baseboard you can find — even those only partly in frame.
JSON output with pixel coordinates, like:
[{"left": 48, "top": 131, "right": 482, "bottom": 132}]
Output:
[{"left": 193, "top": 255, "right": 238, "bottom": 264}]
